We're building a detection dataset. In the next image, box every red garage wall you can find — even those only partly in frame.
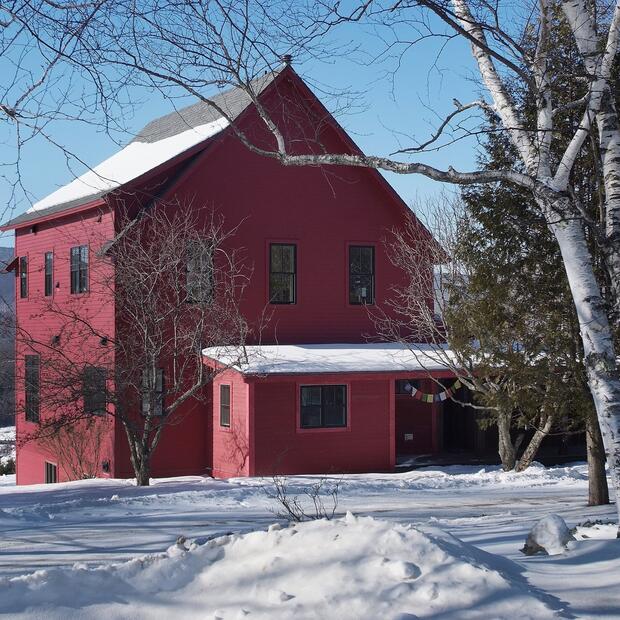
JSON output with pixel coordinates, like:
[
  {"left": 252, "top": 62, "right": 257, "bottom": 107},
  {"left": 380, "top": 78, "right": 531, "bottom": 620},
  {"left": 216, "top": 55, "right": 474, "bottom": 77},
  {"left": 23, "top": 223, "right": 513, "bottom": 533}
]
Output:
[{"left": 251, "top": 374, "right": 393, "bottom": 476}]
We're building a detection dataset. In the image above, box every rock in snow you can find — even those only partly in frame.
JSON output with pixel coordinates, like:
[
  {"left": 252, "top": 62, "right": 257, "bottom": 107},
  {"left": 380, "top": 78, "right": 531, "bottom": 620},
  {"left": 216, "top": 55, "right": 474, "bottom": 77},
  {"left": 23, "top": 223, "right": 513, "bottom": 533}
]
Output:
[
  {"left": 522, "top": 514, "right": 575, "bottom": 556},
  {"left": 0, "top": 514, "right": 557, "bottom": 619}
]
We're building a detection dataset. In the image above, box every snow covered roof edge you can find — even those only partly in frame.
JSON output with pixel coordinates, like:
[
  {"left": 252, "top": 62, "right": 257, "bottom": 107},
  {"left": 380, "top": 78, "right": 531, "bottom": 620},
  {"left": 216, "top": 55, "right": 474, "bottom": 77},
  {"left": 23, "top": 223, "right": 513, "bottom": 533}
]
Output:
[{"left": 2, "top": 70, "right": 282, "bottom": 229}]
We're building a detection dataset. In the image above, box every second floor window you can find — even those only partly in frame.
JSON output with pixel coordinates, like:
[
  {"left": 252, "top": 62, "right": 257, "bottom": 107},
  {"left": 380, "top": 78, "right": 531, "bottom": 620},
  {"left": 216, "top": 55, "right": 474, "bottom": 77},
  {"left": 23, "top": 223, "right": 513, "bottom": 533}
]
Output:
[
  {"left": 349, "top": 245, "right": 375, "bottom": 305},
  {"left": 25, "top": 354, "right": 40, "bottom": 423},
  {"left": 83, "top": 366, "right": 107, "bottom": 415},
  {"left": 19, "top": 256, "right": 28, "bottom": 298},
  {"left": 269, "top": 243, "right": 296, "bottom": 304},
  {"left": 44, "top": 252, "right": 53, "bottom": 297},
  {"left": 186, "top": 240, "right": 213, "bottom": 303},
  {"left": 70, "top": 245, "right": 88, "bottom": 294},
  {"left": 142, "top": 368, "right": 164, "bottom": 416}
]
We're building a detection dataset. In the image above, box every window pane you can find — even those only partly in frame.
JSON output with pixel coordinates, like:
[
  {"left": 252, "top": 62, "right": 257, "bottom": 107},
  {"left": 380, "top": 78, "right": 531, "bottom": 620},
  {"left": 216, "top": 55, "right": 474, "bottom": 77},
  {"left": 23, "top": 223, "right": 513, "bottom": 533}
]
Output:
[
  {"left": 349, "top": 247, "right": 361, "bottom": 275},
  {"left": 220, "top": 385, "right": 231, "bottom": 427},
  {"left": 25, "top": 355, "right": 40, "bottom": 422},
  {"left": 349, "top": 275, "right": 373, "bottom": 304},
  {"left": 269, "top": 273, "right": 294, "bottom": 303},
  {"left": 187, "top": 241, "right": 214, "bottom": 303},
  {"left": 270, "top": 245, "right": 282, "bottom": 272},
  {"left": 301, "top": 386, "right": 321, "bottom": 407},
  {"left": 359, "top": 247, "right": 374, "bottom": 274},
  {"left": 44, "top": 252, "right": 53, "bottom": 297},
  {"left": 19, "top": 257, "right": 27, "bottom": 298},
  {"left": 300, "top": 386, "right": 347, "bottom": 429},
  {"left": 300, "top": 406, "right": 321, "bottom": 428},
  {"left": 83, "top": 366, "right": 106, "bottom": 415},
  {"left": 349, "top": 247, "right": 375, "bottom": 305},
  {"left": 280, "top": 245, "right": 294, "bottom": 273},
  {"left": 269, "top": 244, "right": 296, "bottom": 304}
]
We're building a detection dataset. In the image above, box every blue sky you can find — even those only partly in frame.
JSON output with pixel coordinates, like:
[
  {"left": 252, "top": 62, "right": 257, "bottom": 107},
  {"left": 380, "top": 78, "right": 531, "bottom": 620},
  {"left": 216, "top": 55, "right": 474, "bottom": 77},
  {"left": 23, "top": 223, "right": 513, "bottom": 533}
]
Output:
[{"left": 0, "top": 24, "right": 482, "bottom": 247}]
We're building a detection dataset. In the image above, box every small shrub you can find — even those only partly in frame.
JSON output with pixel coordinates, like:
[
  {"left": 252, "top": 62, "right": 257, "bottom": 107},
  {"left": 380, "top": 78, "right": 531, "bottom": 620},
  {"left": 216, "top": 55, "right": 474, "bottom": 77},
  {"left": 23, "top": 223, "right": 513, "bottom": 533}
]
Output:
[{"left": 266, "top": 476, "right": 341, "bottom": 522}]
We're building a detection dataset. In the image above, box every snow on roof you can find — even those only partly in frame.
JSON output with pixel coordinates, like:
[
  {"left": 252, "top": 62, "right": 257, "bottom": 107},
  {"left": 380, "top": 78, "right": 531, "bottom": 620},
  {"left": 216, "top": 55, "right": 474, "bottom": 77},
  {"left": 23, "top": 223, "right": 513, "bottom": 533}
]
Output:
[
  {"left": 28, "top": 117, "right": 230, "bottom": 214},
  {"left": 202, "top": 342, "right": 456, "bottom": 375},
  {"left": 0, "top": 71, "right": 281, "bottom": 230}
]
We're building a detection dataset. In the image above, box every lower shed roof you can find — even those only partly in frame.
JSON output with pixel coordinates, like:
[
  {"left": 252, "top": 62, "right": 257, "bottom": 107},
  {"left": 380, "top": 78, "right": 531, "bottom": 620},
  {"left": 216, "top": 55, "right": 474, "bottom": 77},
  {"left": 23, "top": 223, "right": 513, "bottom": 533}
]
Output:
[{"left": 202, "top": 343, "right": 457, "bottom": 376}]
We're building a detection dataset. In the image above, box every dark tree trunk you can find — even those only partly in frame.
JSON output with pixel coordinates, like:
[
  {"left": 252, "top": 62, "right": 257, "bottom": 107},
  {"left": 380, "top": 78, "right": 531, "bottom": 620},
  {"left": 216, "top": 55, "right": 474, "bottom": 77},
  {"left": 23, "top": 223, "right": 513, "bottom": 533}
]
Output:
[
  {"left": 586, "top": 409, "right": 609, "bottom": 506},
  {"left": 515, "top": 412, "right": 554, "bottom": 472}
]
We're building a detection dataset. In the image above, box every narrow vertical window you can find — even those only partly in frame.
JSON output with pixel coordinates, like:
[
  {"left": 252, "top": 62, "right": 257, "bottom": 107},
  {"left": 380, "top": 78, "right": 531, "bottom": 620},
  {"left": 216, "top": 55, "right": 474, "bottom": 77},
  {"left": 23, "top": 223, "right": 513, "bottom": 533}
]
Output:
[
  {"left": 220, "top": 384, "right": 231, "bottom": 427},
  {"left": 269, "top": 243, "right": 296, "bottom": 304},
  {"left": 45, "top": 462, "right": 57, "bottom": 483},
  {"left": 83, "top": 366, "right": 107, "bottom": 415},
  {"left": 44, "top": 252, "right": 53, "bottom": 297},
  {"left": 186, "top": 240, "right": 214, "bottom": 303},
  {"left": 19, "top": 256, "right": 28, "bottom": 298},
  {"left": 25, "top": 354, "right": 40, "bottom": 423},
  {"left": 70, "top": 245, "right": 88, "bottom": 294},
  {"left": 142, "top": 368, "right": 164, "bottom": 416},
  {"left": 349, "top": 246, "right": 375, "bottom": 304}
]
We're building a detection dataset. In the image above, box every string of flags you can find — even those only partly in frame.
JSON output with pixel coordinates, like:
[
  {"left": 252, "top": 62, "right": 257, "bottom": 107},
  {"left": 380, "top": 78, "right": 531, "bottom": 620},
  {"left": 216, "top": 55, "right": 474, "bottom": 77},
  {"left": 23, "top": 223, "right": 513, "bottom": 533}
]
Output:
[{"left": 407, "top": 379, "right": 462, "bottom": 403}]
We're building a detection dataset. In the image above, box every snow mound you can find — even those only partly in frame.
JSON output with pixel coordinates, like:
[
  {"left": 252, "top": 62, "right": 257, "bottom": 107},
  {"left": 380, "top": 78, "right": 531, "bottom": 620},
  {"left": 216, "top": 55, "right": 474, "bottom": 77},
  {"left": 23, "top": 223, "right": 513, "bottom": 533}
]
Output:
[
  {"left": 0, "top": 515, "right": 557, "bottom": 619},
  {"left": 0, "top": 426, "right": 15, "bottom": 467},
  {"left": 522, "top": 514, "right": 575, "bottom": 556}
]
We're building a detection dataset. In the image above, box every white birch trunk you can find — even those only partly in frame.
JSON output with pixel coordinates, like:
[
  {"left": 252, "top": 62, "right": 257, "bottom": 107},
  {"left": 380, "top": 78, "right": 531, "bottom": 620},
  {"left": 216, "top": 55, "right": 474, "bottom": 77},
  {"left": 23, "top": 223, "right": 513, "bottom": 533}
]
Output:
[{"left": 540, "top": 196, "right": 620, "bottom": 530}]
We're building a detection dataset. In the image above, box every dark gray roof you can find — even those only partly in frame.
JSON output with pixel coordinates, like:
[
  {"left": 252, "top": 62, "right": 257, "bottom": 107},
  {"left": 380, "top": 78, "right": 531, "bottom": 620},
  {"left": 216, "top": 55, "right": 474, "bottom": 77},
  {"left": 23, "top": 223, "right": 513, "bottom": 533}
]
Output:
[
  {"left": 132, "top": 71, "right": 279, "bottom": 144},
  {"left": 2, "top": 70, "right": 281, "bottom": 230}
]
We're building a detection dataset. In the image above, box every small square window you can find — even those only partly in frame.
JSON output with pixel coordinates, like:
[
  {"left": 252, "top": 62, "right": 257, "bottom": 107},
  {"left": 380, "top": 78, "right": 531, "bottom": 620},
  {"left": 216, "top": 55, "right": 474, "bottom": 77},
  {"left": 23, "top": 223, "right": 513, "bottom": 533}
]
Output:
[{"left": 300, "top": 385, "right": 347, "bottom": 429}]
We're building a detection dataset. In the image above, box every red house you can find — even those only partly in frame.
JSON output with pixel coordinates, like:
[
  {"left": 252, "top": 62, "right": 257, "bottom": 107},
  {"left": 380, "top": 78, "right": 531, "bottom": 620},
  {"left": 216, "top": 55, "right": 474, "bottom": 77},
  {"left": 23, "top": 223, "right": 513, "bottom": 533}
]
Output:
[{"left": 2, "top": 65, "right": 471, "bottom": 484}]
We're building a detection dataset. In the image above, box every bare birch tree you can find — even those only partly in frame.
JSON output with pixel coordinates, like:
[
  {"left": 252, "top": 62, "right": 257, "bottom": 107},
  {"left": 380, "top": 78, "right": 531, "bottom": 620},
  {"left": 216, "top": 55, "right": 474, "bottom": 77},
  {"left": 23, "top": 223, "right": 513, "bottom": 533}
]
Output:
[{"left": 17, "top": 204, "right": 250, "bottom": 485}]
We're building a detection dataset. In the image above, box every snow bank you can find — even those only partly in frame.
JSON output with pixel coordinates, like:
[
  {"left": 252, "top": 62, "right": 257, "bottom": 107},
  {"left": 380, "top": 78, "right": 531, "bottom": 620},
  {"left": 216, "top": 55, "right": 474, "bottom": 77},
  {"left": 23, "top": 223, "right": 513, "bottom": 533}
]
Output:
[
  {"left": 0, "top": 425, "right": 15, "bottom": 467},
  {"left": 0, "top": 514, "right": 556, "bottom": 619}
]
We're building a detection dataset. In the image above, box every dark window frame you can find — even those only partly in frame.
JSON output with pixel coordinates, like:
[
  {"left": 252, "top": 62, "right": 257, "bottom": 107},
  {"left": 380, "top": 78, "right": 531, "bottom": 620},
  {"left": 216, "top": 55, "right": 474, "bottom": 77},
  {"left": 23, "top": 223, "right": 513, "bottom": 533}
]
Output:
[
  {"left": 44, "top": 251, "right": 54, "bottom": 297},
  {"left": 300, "top": 384, "right": 348, "bottom": 429},
  {"left": 83, "top": 366, "right": 107, "bottom": 415},
  {"left": 219, "top": 384, "right": 231, "bottom": 427},
  {"left": 348, "top": 245, "right": 375, "bottom": 305},
  {"left": 19, "top": 256, "right": 28, "bottom": 299},
  {"left": 25, "top": 354, "right": 40, "bottom": 423},
  {"left": 269, "top": 243, "right": 297, "bottom": 305},
  {"left": 141, "top": 368, "right": 165, "bottom": 417},
  {"left": 186, "top": 240, "right": 214, "bottom": 304},
  {"left": 45, "top": 461, "right": 57, "bottom": 484},
  {"left": 70, "top": 245, "right": 89, "bottom": 294}
]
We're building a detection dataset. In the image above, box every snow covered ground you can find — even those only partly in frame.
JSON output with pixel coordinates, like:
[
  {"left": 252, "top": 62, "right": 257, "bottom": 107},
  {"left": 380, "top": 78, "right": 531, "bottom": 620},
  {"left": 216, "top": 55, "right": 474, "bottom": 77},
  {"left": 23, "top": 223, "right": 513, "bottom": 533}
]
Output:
[
  {"left": 0, "top": 426, "right": 14, "bottom": 467},
  {"left": 0, "top": 463, "right": 618, "bottom": 618}
]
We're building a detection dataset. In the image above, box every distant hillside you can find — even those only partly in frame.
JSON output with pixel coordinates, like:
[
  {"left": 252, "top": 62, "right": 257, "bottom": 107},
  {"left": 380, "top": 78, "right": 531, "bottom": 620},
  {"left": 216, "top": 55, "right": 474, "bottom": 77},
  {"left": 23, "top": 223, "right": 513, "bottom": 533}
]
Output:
[
  {"left": 0, "top": 247, "right": 14, "bottom": 426},
  {"left": 0, "top": 247, "right": 14, "bottom": 308}
]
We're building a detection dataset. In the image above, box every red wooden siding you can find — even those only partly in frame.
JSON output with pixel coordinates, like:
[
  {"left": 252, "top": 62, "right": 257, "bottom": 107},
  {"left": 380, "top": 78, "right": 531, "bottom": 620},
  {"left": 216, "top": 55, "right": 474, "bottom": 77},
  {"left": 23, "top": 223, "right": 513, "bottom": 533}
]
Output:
[
  {"left": 252, "top": 374, "right": 393, "bottom": 476},
  {"left": 14, "top": 207, "right": 117, "bottom": 484}
]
